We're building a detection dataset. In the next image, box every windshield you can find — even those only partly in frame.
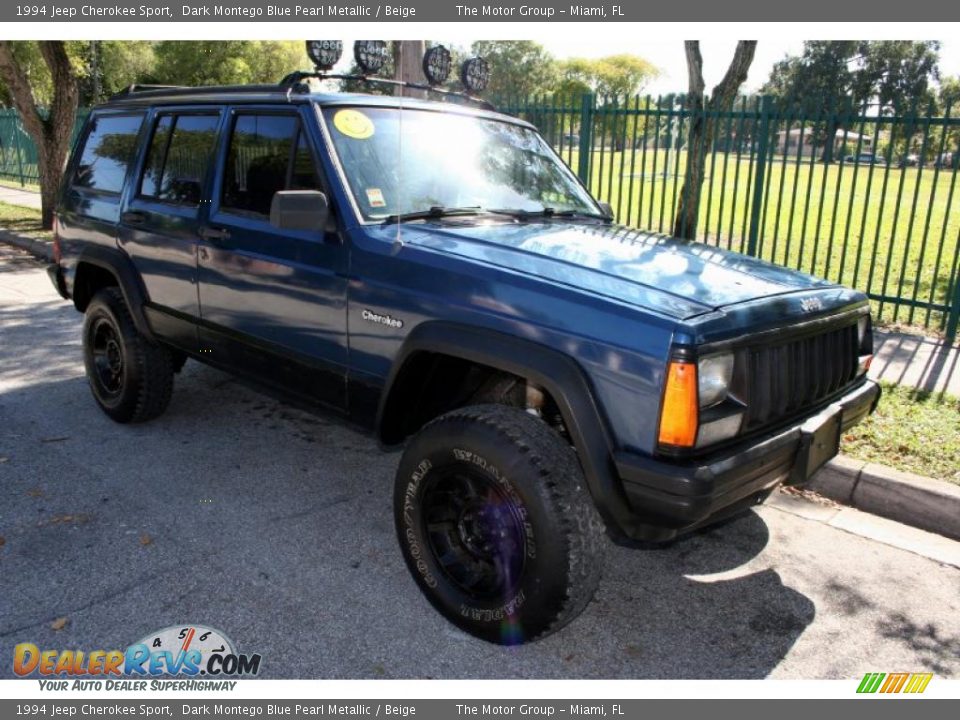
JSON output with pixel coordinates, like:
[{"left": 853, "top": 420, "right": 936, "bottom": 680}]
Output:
[{"left": 322, "top": 106, "right": 600, "bottom": 222}]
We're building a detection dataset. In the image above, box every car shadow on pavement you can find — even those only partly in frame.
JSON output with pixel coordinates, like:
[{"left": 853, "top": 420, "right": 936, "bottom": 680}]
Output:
[{"left": 538, "top": 511, "right": 817, "bottom": 678}]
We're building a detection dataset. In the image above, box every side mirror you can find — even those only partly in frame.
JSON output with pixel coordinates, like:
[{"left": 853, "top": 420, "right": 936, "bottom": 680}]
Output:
[
  {"left": 598, "top": 201, "right": 614, "bottom": 220},
  {"left": 270, "top": 190, "right": 329, "bottom": 231}
]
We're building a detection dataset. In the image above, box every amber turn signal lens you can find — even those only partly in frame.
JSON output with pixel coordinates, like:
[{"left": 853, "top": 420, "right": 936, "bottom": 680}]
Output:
[{"left": 658, "top": 361, "right": 699, "bottom": 447}]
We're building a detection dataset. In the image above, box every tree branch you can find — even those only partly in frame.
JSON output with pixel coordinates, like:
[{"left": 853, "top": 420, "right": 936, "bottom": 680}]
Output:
[
  {"left": 38, "top": 41, "right": 79, "bottom": 145},
  {"left": 710, "top": 41, "right": 758, "bottom": 109},
  {"left": 0, "top": 41, "right": 46, "bottom": 143}
]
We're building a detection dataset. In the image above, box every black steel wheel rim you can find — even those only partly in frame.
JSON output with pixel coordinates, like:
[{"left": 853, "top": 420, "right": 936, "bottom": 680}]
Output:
[
  {"left": 421, "top": 466, "right": 527, "bottom": 600},
  {"left": 90, "top": 317, "right": 124, "bottom": 397}
]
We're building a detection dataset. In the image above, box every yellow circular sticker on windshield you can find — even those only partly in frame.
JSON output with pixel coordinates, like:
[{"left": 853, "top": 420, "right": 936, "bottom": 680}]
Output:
[{"left": 333, "top": 109, "right": 375, "bottom": 139}]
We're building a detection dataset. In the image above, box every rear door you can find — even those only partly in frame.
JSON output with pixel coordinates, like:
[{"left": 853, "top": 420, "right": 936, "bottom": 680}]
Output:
[
  {"left": 118, "top": 107, "right": 224, "bottom": 350},
  {"left": 196, "top": 105, "right": 349, "bottom": 409}
]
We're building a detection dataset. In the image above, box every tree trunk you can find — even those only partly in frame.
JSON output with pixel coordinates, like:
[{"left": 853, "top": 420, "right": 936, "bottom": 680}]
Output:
[
  {"left": 821, "top": 118, "right": 838, "bottom": 164},
  {"left": 393, "top": 41, "right": 427, "bottom": 99},
  {"left": 0, "top": 41, "right": 79, "bottom": 229},
  {"left": 673, "top": 41, "right": 757, "bottom": 240}
]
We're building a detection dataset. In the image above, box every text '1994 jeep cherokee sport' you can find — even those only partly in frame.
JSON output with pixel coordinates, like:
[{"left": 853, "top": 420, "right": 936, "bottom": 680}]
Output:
[{"left": 48, "top": 65, "right": 879, "bottom": 645}]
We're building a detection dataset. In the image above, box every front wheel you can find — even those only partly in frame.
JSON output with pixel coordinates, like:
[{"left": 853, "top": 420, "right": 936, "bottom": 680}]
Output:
[{"left": 393, "top": 404, "right": 605, "bottom": 644}]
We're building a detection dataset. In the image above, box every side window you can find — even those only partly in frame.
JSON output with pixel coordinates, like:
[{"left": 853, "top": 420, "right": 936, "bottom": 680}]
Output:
[
  {"left": 72, "top": 114, "right": 144, "bottom": 194},
  {"left": 221, "top": 114, "right": 321, "bottom": 219},
  {"left": 139, "top": 114, "right": 220, "bottom": 206}
]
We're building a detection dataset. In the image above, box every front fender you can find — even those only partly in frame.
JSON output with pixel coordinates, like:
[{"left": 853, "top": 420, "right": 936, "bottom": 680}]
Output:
[{"left": 376, "top": 321, "right": 640, "bottom": 536}]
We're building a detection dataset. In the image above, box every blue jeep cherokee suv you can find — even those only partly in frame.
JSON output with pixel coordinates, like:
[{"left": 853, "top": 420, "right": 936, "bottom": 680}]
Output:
[{"left": 48, "top": 80, "right": 880, "bottom": 644}]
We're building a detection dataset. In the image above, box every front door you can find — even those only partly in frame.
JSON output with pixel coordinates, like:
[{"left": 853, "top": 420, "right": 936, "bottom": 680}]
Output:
[{"left": 196, "top": 107, "right": 349, "bottom": 409}]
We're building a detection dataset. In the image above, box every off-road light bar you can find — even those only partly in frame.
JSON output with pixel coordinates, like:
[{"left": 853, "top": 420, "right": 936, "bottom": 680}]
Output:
[
  {"left": 306, "top": 41, "right": 343, "bottom": 71},
  {"left": 422, "top": 45, "right": 452, "bottom": 86},
  {"left": 354, "top": 41, "right": 389, "bottom": 75},
  {"left": 460, "top": 57, "right": 490, "bottom": 94}
]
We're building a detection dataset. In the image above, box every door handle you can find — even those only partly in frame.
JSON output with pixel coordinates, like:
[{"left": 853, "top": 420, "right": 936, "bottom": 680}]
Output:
[
  {"left": 121, "top": 210, "right": 147, "bottom": 225},
  {"left": 198, "top": 226, "right": 231, "bottom": 243}
]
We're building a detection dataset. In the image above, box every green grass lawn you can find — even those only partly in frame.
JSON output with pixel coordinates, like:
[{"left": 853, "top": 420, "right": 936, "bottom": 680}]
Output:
[
  {"left": 558, "top": 147, "right": 960, "bottom": 333},
  {"left": 0, "top": 200, "right": 50, "bottom": 240},
  {"left": 0, "top": 177, "right": 41, "bottom": 193},
  {"left": 842, "top": 381, "right": 960, "bottom": 485}
]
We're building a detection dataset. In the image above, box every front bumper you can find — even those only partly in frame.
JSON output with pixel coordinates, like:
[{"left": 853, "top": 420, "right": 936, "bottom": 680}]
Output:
[{"left": 614, "top": 379, "right": 880, "bottom": 541}]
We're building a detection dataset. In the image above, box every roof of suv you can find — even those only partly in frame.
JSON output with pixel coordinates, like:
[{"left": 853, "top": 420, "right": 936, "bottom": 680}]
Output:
[{"left": 100, "top": 84, "right": 526, "bottom": 126}]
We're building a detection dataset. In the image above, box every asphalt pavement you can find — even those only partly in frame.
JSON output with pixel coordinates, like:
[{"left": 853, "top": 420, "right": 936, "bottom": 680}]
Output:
[{"left": 1, "top": 244, "right": 959, "bottom": 680}]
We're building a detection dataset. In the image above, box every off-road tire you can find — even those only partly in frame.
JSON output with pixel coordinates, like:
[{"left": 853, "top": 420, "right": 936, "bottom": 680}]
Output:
[
  {"left": 82, "top": 287, "right": 174, "bottom": 423},
  {"left": 394, "top": 404, "right": 605, "bottom": 644}
]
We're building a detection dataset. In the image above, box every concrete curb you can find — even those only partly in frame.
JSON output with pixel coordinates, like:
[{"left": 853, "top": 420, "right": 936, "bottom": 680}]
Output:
[
  {"left": 0, "top": 227, "right": 52, "bottom": 262},
  {"left": 808, "top": 455, "right": 960, "bottom": 541}
]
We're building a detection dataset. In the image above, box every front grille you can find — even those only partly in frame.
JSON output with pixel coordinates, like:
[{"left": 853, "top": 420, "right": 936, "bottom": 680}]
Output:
[{"left": 742, "top": 321, "right": 860, "bottom": 430}]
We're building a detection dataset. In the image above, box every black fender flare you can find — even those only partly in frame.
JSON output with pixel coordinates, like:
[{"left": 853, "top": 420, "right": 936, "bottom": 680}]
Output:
[
  {"left": 376, "top": 321, "right": 637, "bottom": 536},
  {"left": 74, "top": 244, "right": 155, "bottom": 341}
]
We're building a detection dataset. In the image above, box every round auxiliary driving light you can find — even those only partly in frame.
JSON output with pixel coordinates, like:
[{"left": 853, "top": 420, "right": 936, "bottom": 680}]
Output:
[
  {"left": 354, "top": 41, "right": 389, "bottom": 75},
  {"left": 422, "top": 45, "right": 452, "bottom": 86},
  {"left": 306, "top": 41, "right": 343, "bottom": 71},
  {"left": 460, "top": 57, "right": 490, "bottom": 94}
]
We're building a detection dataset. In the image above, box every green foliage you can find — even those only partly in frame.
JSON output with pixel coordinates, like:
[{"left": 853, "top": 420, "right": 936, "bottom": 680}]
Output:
[
  {"left": 153, "top": 41, "right": 308, "bottom": 87},
  {"left": 763, "top": 41, "right": 941, "bottom": 160},
  {"left": 555, "top": 55, "right": 659, "bottom": 100},
  {"left": 0, "top": 41, "right": 86, "bottom": 107},
  {"left": 764, "top": 41, "right": 940, "bottom": 115},
  {"left": 470, "top": 41, "right": 558, "bottom": 99},
  {"left": 98, "top": 42, "right": 157, "bottom": 96},
  {"left": 939, "top": 76, "right": 960, "bottom": 112},
  {"left": 1, "top": 41, "right": 311, "bottom": 106}
]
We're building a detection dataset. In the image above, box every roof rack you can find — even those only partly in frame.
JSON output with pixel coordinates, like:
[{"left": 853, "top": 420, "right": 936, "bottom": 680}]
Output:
[
  {"left": 108, "top": 83, "right": 295, "bottom": 101},
  {"left": 111, "top": 84, "right": 186, "bottom": 98},
  {"left": 279, "top": 71, "right": 496, "bottom": 111},
  {"left": 107, "top": 76, "right": 497, "bottom": 112}
]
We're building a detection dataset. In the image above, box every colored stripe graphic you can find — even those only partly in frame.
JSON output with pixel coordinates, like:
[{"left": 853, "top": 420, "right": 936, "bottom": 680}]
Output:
[
  {"left": 857, "top": 672, "right": 932, "bottom": 694},
  {"left": 904, "top": 673, "right": 933, "bottom": 693},
  {"left": 857, "top": 673, "right": 885, "bottom": 693}
]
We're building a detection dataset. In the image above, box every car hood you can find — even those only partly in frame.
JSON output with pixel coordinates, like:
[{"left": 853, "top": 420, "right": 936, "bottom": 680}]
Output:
[{"left": 395, "top": 221, "right": 836, "bottom": 320}]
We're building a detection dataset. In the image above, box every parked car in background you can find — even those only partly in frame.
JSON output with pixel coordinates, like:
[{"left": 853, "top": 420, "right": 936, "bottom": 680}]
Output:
[
  {"left": 935, "top": 152, "right": 957, "bottom": 169},
  {"left": 843, "top": 152, "right": 879, "bottom": 165}
]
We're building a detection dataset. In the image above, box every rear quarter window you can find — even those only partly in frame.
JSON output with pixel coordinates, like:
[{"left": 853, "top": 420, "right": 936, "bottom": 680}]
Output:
[{"left": 72, "top": 114, "right": 145, "bottom": 194}]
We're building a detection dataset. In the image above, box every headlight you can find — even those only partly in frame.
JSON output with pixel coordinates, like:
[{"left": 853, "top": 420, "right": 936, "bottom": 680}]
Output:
[{"left": 698, "top": 353, "right": 734, "bottom": 408}]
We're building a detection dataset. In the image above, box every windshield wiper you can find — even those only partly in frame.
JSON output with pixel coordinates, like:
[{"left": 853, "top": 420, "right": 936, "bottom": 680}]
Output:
[
  {"left": 382, "top": 206, "right": 482, "bottom": 224},
  {"left": 489, "top": 207, "right": 612, "bottom": 222}
]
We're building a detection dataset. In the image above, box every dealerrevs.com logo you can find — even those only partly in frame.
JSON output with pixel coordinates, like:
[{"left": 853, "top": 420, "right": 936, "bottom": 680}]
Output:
[{"left": 13, "top": 625, "right": 261, "bottom": 690}]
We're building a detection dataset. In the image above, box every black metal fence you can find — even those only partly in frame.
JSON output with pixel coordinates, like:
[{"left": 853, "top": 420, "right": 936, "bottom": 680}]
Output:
[{"left": 499, "top": 94, "right": 960, "bottom": 341}]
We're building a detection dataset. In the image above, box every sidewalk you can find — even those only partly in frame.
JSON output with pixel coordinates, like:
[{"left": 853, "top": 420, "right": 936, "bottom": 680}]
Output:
[
  {"left": 0, "top": 183, "right": 41, "bottom": 209},
  {"left": 870, "top": 329, "right": 960, "bottom": 396}
]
